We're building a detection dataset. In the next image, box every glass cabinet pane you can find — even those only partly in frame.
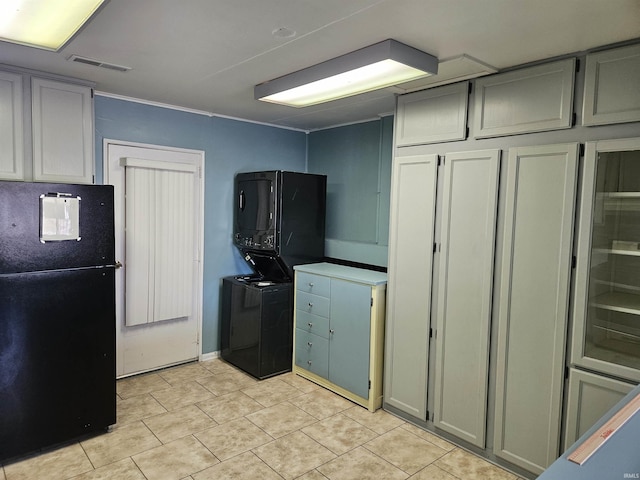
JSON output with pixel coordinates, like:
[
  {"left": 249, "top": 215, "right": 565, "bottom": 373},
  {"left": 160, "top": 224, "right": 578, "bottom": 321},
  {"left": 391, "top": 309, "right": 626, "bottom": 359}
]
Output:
[{"left": 585, "top": 150, "right": 640, "bottom": 371}]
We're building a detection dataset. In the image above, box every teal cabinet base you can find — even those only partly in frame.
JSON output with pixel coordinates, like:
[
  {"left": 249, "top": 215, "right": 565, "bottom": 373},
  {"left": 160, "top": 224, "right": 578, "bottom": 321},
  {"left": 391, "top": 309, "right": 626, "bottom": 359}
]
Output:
[{"left": 292, "top": 262, "right": 387, "bottom": 412}]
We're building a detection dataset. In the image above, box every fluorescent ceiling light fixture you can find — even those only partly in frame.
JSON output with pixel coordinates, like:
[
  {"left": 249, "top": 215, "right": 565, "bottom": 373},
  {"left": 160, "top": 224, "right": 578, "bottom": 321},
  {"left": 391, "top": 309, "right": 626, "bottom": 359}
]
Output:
[
  {"left": 255, "top": 39, "right": 438, "bottom": 107},
  {"left": 0, "top": 0, "right": 105, "bottom": 51}
]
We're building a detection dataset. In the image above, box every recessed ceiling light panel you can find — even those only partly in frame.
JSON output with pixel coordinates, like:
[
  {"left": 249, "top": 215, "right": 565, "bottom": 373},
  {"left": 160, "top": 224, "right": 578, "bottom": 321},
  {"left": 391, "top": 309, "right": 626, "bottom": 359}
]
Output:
[
  {"left": 255, "top": 39, "right": 438, "bottom": 107},
  {"left": 0, "top": 0, "right": 106, "bottom": 51}
]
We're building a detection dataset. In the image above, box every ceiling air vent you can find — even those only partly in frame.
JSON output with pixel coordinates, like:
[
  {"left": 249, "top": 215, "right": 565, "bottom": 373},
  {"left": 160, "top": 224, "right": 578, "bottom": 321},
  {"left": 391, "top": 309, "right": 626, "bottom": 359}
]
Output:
[{"left": 67, "top": 55, "right": 131, "bottom": 72}]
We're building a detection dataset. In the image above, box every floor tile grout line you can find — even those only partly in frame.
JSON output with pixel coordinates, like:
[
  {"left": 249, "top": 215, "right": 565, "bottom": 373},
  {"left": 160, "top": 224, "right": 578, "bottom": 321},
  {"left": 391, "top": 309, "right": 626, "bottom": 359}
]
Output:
[
  {"left": 359, "top": 440, "right": 426, "bottom": 476},
  {"left": 398, "top": 422, "right": 456, "bottom": 451},
  {"left": 129, "top": 454, "right": 151, "bottom": 480},
  {"left": 249, "top": 450, "right": 286, "bottom": 480},
  {"left": 190, "top": 433, "right": 223, "bottom": 468}
]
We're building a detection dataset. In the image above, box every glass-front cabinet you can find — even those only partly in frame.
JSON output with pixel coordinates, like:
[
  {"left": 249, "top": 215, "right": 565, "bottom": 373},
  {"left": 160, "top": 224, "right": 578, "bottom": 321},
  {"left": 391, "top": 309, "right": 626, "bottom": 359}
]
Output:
[{"left": 572, "top": 137, "right": 640, "bottom": 382}]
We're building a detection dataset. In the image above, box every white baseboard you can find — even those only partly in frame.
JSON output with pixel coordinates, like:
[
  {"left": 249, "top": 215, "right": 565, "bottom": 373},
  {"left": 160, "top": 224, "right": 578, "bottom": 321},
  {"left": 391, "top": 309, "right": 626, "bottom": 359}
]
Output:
[{"left": 200, "top": 351, "right": 220, "bottom": 362}]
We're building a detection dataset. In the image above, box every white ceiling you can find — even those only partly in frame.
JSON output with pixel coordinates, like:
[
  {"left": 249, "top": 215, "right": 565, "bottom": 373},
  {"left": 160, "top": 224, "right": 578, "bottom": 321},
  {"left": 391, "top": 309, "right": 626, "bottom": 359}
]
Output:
[{"left": 2, "top": 0, "right": 639, "bottom": 131}]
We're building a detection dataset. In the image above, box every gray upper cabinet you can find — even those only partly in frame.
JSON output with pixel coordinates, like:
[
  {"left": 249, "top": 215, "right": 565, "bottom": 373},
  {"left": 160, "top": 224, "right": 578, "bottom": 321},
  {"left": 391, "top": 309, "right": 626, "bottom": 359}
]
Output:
[
  {"left": 0, "top": 71, "right": 94, "bottom": 184},
  {"left": 494, "top": 143, "right": 578, "bottom": 475},
  {"left": 583, "top": 44, "right": 640, "bottom": 126},
  {"left": 395, "top": 82, "right": 469, "bottom": 146},
  {"left": 0, "top": 71, "right": 24, "bottom": 180},
  {"left": 433, "top": 149, "right": 500, "bottom": 448},
  {"left": 473, "top": 59, "right": 575, "bottom": 138},
  {"left": 31, "top": 78, "right": 94, "bottom": 184},
  {"left": 384, "top": 153, "right": 438, "bottom": 419}
]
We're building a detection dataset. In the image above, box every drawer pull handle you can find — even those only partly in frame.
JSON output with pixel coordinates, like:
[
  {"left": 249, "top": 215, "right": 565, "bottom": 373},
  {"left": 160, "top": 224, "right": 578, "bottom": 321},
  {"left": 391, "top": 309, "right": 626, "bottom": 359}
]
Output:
[
  {"left": 308, "top": 302, "right": 313, "bottom": 307},
  {"left": 329, "top": 329, "right": 335, "bottom": 334},
  {"left": 309, "top": 282, "right": 314, "bottom": 287},
  {"left": 307, "top": 342, "right": 313, "bottom": 347},
  {"left": 307, "top": 360, "right": 312, "bottom": 365},
  {"left": 307, "top": 322, "right": 313, "bottom": 328}
]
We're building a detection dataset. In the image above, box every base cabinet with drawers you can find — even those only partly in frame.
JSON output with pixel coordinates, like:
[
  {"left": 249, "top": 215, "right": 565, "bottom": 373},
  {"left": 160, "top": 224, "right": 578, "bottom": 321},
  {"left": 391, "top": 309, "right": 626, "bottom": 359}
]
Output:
[{"left": 293, "top": 262, "right": 387, "bottom": 411}]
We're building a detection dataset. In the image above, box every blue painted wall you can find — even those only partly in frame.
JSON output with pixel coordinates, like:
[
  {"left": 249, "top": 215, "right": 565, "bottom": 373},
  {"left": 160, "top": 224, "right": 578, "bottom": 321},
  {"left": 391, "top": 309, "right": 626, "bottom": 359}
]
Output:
[
  {"left": 308, "top": 116, "right": 393, "bottom": 267},
  {"left": 94, "top": 95, "right": 307, "bottom": 354}
]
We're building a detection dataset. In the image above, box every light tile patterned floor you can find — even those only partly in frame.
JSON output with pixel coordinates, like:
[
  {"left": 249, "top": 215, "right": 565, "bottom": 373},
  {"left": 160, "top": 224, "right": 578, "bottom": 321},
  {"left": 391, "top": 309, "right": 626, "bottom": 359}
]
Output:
[{"left": 0, "top": 359, "right": 528, "bottom": 480}]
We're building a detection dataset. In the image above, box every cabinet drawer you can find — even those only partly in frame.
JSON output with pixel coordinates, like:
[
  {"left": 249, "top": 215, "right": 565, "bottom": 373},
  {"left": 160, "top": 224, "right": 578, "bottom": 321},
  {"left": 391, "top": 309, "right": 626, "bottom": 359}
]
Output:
[
  {"left": 296, "top": 291, "right": 330, "bottom": 318},
  {"left": 297, "top": 272, "right": 330, "bottom": 297},
  {"left": 295, "top": 329, "right": 329, "bottom": 378},
  {"left": 296, "top": 310, "right": 330, "bottom": 339}
]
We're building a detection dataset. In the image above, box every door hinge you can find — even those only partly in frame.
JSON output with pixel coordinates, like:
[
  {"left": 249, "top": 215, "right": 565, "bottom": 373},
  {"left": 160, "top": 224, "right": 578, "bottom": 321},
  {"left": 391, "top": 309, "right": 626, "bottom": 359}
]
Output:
[
  {"left": 433, "top": 243, "right": 440, "bottom": 253},
  {"left": 371, "top": 297, "right": 374, "bottom": 307},
  {"left": 429, "top": 328, "right": 436, "bottom": 339},
  {"left": 368, "top": 380, "right": 371, "bottom": 390}
]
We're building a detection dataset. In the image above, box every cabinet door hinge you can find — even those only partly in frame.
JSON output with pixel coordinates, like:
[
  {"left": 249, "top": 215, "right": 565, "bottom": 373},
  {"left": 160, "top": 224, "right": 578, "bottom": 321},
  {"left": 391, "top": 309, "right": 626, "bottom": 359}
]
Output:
[
  {"left": 370, "top": 297, "right": 373, "bottom": 307},
  {"left": 429, "top": 328, "right": 436, "bottom": 339},
  {"left": 433, "top": 243, "right": 440, "bottom": 254},
  {"left": 368, "top": 380, "right": 371, "bottom": 390}
]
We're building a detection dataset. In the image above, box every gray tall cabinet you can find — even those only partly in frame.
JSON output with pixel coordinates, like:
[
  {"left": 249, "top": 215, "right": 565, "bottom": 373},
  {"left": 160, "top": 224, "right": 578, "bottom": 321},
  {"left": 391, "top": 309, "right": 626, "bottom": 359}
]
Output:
[
  {"left": 384, "top": 42, "right": 640, "bottom": 479},
  {"left": 493, "top": 144, "right": 578, "bottom": 473}
]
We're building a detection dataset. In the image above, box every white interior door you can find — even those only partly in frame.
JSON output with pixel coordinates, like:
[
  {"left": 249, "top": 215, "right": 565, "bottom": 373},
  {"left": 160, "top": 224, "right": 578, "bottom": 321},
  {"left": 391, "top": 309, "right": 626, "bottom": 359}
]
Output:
[{"left": 105, "top": 141, "right": 204, "bottom": 378}]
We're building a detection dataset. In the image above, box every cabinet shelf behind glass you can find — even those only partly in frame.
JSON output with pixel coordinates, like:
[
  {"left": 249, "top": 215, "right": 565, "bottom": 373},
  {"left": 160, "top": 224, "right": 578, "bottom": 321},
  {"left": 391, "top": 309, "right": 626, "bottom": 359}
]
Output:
[{"left": 586, "top": 150, "right": 640, "bottom": 372}]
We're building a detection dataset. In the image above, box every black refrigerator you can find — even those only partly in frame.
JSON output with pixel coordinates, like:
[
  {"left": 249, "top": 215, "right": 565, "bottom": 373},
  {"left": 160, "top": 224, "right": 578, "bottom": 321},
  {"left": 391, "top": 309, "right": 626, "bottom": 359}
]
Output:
[{"left": 0, "top": 181, "right": 116, "bottom": 461}]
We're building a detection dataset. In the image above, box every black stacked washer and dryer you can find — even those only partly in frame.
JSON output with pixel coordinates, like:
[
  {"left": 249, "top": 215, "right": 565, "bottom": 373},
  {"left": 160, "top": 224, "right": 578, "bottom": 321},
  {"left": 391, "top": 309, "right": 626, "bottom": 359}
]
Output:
[{"left": 221, "top": 171, "right": 326, "bottom": 379}]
